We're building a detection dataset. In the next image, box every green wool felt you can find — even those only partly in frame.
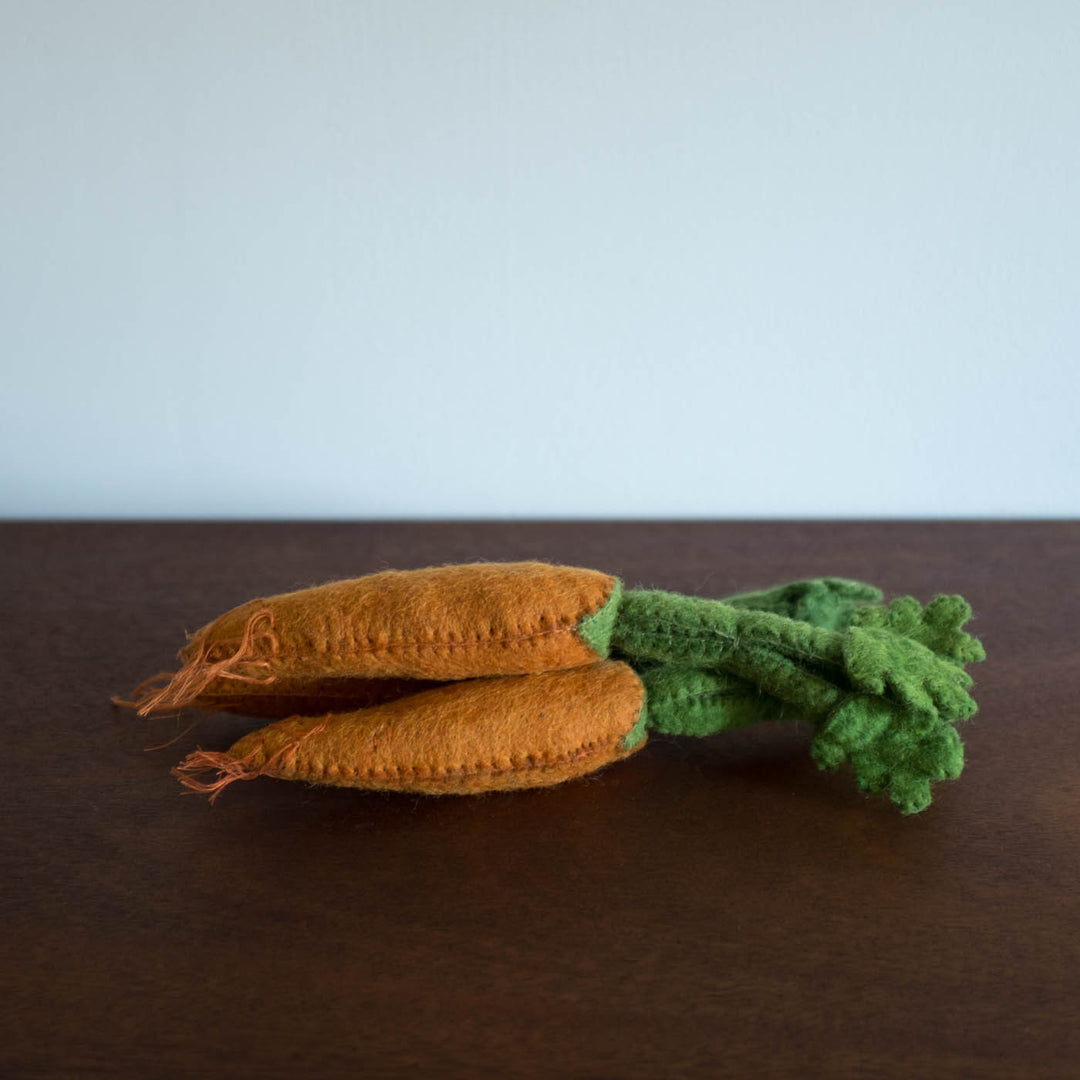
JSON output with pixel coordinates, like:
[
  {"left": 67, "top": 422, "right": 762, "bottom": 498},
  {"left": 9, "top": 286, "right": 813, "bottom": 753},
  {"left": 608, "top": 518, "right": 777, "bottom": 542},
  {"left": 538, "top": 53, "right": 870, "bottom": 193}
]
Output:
[
  {"left": 721, "top": 576, "right": 884, "bottom": 630},
  {"left": 619, "top": 579, "right": 878, "bottom": 752},
  {"left": 608, "top": 584, "right": 985, "bottom": 814},
  {"left": 577, "top": 576, "right": 623, "bottom": 658},
  {"left": 635, "top": 662, "right": 793, "bottom": 736}
]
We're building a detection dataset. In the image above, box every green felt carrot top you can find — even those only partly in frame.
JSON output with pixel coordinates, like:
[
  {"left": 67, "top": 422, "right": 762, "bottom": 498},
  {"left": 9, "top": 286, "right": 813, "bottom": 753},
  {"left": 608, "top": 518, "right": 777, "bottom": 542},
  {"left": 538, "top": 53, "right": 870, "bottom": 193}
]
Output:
[{"left": 114, "top": 562, "right": 986, "bottom": 814}]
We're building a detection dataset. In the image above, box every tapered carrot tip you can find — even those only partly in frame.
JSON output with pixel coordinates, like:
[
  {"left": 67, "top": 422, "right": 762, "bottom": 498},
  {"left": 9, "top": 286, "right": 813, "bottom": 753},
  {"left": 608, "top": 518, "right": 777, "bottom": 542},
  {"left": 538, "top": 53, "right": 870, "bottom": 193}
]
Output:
[
  {"left": 173, "top": 720, "right": 330, "bottom": 803},
  {"left": 117, "top": 609, "right": 279, "bottom": 717},
  {"left": 174, "top": 661, "right": 647, "bottom": 801},
  {"left": 173, "top": 749, "right": 260, "bottom": 804}
]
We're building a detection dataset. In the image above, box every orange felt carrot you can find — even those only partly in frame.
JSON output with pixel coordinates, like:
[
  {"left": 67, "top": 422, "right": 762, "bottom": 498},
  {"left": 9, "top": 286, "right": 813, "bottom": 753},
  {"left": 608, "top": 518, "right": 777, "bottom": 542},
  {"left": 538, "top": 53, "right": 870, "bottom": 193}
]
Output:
[
  {"left": 173, "top": 661, "right": 647, "bottom": 800},
  {"left": 117, "top": 561, "right": 619, "bottom": 717}
]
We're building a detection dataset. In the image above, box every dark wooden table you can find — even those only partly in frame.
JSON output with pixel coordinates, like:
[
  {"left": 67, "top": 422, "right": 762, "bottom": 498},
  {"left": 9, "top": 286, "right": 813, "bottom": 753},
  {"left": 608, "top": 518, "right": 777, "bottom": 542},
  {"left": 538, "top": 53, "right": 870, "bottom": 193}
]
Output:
[{"left": 2, "top": 522, "right": 1077, "bottom": 1079}]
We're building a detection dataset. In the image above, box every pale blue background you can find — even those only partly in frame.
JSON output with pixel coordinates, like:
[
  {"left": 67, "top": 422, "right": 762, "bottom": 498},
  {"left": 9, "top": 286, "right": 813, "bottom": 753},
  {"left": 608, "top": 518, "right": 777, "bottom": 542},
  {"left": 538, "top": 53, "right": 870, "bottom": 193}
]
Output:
[{"left": 2, "top": 1, "right": 1077, "bottom": 518}]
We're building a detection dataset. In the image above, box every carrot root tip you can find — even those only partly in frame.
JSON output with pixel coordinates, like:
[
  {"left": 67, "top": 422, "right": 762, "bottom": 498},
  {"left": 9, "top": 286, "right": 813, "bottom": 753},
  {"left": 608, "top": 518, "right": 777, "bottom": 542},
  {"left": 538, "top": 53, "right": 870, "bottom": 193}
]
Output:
[
  {"left": 171, "top": 719, "right": 330, "bottom": 804},
  {"left": 115, "top": 609, "right": 279, "bottom": 717},
  {"left": 171, "top": 748, "right": 263, "bottom": 804}
]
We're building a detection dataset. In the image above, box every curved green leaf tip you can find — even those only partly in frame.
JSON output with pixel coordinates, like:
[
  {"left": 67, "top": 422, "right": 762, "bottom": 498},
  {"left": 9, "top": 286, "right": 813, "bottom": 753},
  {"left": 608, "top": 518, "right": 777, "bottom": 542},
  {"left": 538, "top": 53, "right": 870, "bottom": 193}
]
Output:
[
  {"left": 812, "top": 695, "right": 966, "bottom": 815},
  {"left": 852, "top": 594, "right": 986, "bottom": 666},
  {"left": 816, "top": 591, "right": 984, "bottom": 813}
]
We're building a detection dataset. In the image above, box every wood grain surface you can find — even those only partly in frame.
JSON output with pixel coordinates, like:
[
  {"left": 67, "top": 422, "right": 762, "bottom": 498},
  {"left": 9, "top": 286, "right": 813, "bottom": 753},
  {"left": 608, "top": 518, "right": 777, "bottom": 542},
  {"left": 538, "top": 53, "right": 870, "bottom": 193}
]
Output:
[{"left": 2, "top": 521, "right": 1077, "bottom": 1079}]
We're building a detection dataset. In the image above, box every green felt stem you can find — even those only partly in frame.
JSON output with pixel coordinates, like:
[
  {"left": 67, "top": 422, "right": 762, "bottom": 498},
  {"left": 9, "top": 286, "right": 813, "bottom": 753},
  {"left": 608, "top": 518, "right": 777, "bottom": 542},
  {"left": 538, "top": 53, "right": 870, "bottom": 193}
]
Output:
[
  {"left": 635, "top": 664, "right": 794, "bottom": 737},
  {"left": 621, "top": 579, "right": 870, "bottom": 750},
  {"left": 612, "top": 585, "right": 986, "bottom": 814}
]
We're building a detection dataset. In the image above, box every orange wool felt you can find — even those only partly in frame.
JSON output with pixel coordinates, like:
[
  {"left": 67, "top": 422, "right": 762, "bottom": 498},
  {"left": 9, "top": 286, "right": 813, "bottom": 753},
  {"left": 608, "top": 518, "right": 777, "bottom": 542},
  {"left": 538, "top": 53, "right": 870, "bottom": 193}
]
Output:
[
  {"left": 118, "top": 561, "right": 617, "bottom": 717},
  {"left": 173, "top": 661, "right": 647, "bottom": 799}
]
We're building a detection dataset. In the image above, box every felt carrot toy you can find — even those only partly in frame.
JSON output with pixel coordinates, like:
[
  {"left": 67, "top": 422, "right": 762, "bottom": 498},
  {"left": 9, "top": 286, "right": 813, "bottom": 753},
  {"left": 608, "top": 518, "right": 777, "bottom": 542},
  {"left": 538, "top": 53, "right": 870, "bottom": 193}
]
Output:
[
  {"left": 173, "top": 661, "right": 648, "bottom": 800},
  {"left": 117, "top": 562, "right": 620, "bottom": 715},
  {"left": 117, "top": 562, "right": 986, "bottom": 813}
]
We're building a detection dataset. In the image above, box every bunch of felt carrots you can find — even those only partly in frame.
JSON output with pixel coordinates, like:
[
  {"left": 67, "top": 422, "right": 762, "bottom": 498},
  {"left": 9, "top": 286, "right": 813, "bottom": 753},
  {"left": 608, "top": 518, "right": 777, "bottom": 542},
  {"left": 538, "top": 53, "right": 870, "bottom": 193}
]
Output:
[{"left": 113, "top": 560, "right": 986, "bottom": 813}]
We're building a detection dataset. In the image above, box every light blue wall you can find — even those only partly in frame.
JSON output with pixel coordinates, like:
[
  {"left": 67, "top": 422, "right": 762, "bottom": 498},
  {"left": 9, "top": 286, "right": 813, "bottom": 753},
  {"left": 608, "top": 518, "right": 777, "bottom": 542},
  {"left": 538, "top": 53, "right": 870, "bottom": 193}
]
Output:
[{"left": 2, "top": 1, "right": 1076, "bottom": 518}]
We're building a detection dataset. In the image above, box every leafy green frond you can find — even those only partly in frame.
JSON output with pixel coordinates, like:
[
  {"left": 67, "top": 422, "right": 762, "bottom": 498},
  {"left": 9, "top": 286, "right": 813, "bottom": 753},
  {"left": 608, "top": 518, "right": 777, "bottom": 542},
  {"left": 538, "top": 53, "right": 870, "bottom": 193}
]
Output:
[
  {"left": 811, "top": 695, "right": 965, "bottom": 814},
  {"left": 721, "top": 577, "right": 883, "bottom": 630},
  {"left": 852, "top": 594, "right": 986, "bottom": 666},
  {"left": 840, "top": 625, "right": 978, "bottom": 723}
]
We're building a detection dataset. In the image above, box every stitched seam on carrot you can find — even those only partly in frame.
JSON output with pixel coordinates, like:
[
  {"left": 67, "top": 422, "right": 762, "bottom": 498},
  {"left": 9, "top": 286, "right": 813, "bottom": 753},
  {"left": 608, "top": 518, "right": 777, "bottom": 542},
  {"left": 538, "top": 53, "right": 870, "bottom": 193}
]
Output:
[
  {"left": 172, "top": 731, "right": 627, "bottom": 802},
  {"left": 210, "top": 620, "right": 573, "bottom": 654},
  {"left": 257, "top": 622, "right": 581, "bottom": 661},
  {"left": 274, "top": 732, "right": 627, "bottom": 783},
  {"left": 196, "top": 575, "right": 616, "bottom": 662}
]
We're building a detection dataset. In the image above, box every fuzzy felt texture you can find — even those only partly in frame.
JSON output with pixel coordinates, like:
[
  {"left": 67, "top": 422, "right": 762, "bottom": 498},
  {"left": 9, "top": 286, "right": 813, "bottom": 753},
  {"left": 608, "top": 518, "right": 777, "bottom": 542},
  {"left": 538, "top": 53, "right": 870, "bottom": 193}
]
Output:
[
  {"left": 119, "top": 562, "right": 984, "bottom": 814},
  {"left": 173, "top": 660, "right": 647, "bottom": 798},
  {"left": 636, "top": 662, "right": 794, "bottom": 736},
  {"left": 721, "top": 577, "right": 884, "bottom": 630},
  {"left": 577, "top": 576, "right": 623, "bottom": 658},
  {"left": 612, "top": 586, "right": 985, "bottom": 813},
  {"left": 125, "top": 561, "right": 618, "bottom": 715}
]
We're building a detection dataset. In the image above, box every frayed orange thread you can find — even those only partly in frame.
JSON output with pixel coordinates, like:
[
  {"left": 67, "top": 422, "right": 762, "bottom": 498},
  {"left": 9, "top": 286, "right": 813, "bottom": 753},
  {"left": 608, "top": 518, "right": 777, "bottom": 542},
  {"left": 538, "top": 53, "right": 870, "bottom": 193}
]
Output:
[
  {"left": 112, "top": 609, "right": 279, "bottom": 717},
  {"left": 111, "top": 671, "right": 176, "bottom": 710},
  {"left": 171, "top": 718, "right": 330, "bottom": 804},
  {"left": 142, "top": 717, "right": 201, "bottom": 753}
]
